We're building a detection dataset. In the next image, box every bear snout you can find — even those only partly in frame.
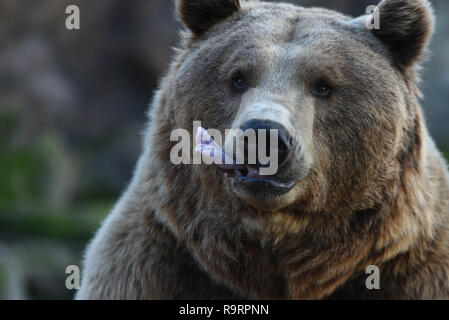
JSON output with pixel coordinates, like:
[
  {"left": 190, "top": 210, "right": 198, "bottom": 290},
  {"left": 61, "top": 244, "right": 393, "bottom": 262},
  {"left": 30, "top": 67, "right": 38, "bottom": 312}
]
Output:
[{"left": 240, "top": 119, "right": 294, "bottom": 168}]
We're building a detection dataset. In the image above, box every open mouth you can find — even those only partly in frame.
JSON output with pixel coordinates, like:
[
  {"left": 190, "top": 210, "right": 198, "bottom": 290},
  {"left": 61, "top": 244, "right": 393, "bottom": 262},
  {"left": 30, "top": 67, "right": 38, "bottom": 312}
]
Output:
[
  {"left": 222, "top": 164, "right": 261, "bottom": 179},
  {"left": 215, "top": 163, "right": 296, "bottom": 192},
  {"left": 195, "top": 126, "right": 296, "bottom": 194}
]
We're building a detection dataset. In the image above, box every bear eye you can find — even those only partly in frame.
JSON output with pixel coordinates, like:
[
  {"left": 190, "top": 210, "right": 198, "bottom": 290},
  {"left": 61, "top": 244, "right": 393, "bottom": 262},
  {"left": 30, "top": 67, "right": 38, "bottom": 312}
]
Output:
[
  {"left": 232, "top": 72, "right": 248, "bottom": 91},
  {"left": 313, "top": 82, "right": 331, "bottom": 97}
]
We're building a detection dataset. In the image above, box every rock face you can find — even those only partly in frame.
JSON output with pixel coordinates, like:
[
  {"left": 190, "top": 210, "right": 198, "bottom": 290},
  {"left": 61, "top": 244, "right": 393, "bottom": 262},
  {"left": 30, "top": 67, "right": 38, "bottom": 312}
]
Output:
[{"left": 0, "top": 0, "right": 179, "bottom": 197}]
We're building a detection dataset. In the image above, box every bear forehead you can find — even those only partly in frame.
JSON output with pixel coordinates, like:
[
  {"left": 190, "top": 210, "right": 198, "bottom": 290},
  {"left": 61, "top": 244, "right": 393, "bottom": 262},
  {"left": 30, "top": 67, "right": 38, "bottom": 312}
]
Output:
[
  {"left": 192, "top": 2, "right": 388, "bottom": 66},
  {"left": 203, "top": 3, "right": 350, "bottom": 41}
]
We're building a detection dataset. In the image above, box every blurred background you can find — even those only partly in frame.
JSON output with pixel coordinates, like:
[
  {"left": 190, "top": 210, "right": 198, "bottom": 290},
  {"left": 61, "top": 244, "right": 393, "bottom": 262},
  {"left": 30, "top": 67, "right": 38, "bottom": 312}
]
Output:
[{"left": 0, "top": 0, "right": 448, "bottom": 300}]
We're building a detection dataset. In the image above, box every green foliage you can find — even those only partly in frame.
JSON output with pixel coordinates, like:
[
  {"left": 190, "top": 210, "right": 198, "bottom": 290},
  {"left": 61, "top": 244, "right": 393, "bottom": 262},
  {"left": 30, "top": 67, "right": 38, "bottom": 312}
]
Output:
[
  {"left": 0, "top": 201, "right": 112, "bottom": 242},
  {"left": 0, "top": 265, "right": 5, "bottom": 284},
  {"left": 0, "top": 108, "right": 17, "bottom": 145},
  {"left": 0, "top": 264, "right": 5, "bottom": 298},
  {"left": 441, "top": 148, "right": 449, "bottom": 163},
  {"left": 0, "top": 109, "right": 48, "bottom": 210},
  {"left": 0, "top": 108, "right": 112, "bottom": 242},
  {"left": 0, "top": 145, "right": 48, "bottom": 209}
]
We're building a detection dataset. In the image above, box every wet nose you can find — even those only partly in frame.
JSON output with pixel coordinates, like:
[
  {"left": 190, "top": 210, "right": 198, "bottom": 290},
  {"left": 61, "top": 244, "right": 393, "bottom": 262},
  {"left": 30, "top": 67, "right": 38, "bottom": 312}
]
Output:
[{"left": 241, "top": 119, "right": 293, "bottom": 167}]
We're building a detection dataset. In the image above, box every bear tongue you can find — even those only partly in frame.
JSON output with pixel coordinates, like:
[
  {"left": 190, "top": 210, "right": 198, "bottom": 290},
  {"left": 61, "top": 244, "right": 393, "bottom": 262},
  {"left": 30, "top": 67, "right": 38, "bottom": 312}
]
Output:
[{"left": 195, "top": 126, "right": 263, "bottom": 179}]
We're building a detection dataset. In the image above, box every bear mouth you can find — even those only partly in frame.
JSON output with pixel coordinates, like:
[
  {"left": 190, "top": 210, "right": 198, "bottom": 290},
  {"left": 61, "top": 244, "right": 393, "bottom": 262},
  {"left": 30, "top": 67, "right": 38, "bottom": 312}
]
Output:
[
  {"left": 195, "top": 125, "right": 297, "bottom": 196},
  {"left": 215, "top": 163, "right": 297, "bottom": 196},
  {"left": 222, "top": 164, "right": 262, "bottom": 179}
]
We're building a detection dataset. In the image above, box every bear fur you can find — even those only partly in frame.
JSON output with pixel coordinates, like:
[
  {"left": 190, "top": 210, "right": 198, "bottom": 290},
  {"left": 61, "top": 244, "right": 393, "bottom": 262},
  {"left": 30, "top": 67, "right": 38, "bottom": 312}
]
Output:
[{"left": 76, "top": 0, "right": 449, "bottom": 299}]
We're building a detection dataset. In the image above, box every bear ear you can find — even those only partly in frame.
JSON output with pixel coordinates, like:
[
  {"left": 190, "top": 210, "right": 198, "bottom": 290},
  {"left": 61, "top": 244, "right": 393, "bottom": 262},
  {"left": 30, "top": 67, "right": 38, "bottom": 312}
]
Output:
[
  {"left": 370, "top": 0, "right": 435, "bottom": 69},
  {"left": 176, "top": 0, "right": 241, "bottom": 37}
]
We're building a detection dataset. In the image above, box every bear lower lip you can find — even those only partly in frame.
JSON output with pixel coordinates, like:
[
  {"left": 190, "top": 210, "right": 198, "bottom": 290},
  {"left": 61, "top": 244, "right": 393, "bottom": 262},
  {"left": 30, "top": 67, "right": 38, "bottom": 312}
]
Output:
[
  {"left": 232, "top": 176, "right": 296, "bottom": 198},
  {"left": 235, "top": 175, "right": 295, "bottom": 188},
  {"left": 217, "top": 164, "right": 296, "bottom": 195}
]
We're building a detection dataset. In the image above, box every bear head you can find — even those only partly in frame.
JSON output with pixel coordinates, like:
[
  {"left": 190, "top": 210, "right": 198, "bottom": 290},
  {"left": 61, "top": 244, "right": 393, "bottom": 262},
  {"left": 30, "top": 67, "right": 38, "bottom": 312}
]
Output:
[{"left": 165, "top": 0, "right": 434, "bottom": 212}]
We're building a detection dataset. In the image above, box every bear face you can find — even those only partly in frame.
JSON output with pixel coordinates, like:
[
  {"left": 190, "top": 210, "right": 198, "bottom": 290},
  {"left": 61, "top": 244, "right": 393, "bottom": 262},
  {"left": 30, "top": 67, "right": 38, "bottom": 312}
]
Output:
[{"left": 171, "top": 0, "right": 434, "bottom": 211}]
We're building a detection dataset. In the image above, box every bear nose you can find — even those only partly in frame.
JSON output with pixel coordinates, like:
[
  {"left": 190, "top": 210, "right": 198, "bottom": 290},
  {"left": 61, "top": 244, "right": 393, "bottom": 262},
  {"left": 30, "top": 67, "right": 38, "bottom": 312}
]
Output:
[{"left": 241, "top": 119, "right": 293, "bottom": 167}]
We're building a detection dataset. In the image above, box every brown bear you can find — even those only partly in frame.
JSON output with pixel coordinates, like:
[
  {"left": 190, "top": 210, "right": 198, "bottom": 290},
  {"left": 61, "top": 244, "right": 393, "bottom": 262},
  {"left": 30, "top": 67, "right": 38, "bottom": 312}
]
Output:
[{"left": 76, "top": 0, "right": 449, "bottom": 299}]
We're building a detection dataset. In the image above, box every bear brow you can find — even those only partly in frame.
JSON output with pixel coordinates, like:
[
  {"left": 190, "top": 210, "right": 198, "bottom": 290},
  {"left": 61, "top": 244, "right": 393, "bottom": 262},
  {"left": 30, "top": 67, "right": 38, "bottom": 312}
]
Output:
[{"left": 226, "top": 44, "right": 263, "bottom": 63}]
